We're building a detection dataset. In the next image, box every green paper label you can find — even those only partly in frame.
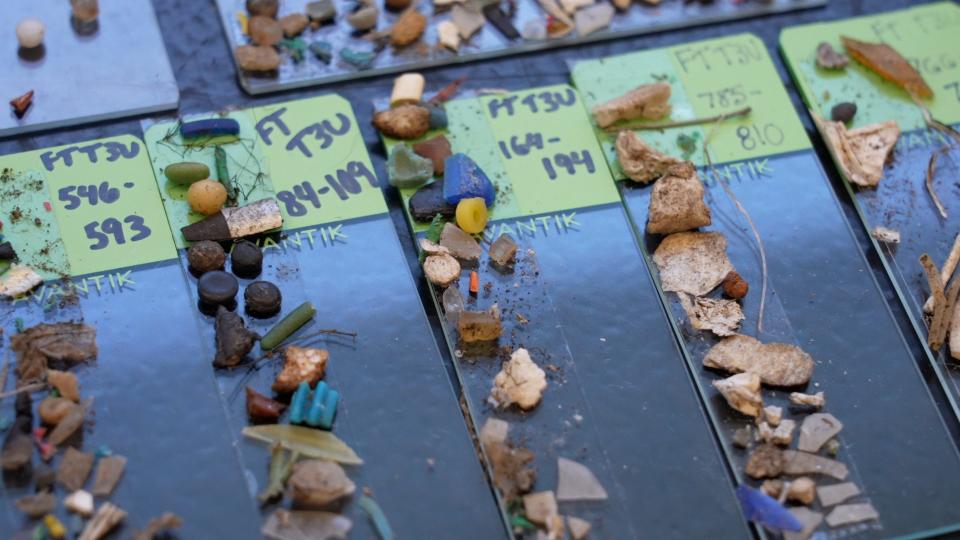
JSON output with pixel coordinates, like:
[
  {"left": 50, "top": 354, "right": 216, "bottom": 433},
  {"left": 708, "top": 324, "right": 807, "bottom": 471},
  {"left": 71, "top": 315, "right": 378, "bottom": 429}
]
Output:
[
  {"left": 0, "top": 135, "right": 177, "bottom": 279},
  {"left": 780, "top": 2, "right": 960, "bottom": 131},
  {"left": 144, "top": 95, "right": 385, "bottom": 248},
  {"left": 571, "top": 33, "right": 811, "bottom": 179},
  {"left": 389, "top": 84, "right": 621, "bottom": 231}
]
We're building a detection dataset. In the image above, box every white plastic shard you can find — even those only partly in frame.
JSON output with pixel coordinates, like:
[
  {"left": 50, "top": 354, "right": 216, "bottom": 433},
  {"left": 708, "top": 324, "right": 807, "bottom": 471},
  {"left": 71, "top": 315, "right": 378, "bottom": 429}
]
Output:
[
  {"left": 0, "top": 264, "right": 43, "bottom": 298},
  {"left": 556, "top": 457, "right": 608, "bottom": 502},
  {"left": 798, "top": 413, "right": 843, "bottom": 453}
]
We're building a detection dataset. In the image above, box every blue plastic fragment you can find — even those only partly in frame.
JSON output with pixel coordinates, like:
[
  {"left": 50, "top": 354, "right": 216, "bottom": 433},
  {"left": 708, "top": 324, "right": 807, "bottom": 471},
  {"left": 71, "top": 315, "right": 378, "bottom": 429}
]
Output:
[
  {"left": 442, "top": 153, "right": 495, "bottom": 207},
  {"left": 289, "top": 382, "right": 311, "bottom": 425},
  {"left": 95, "top": 444, "right": 112, "bottom": 458},
  {"left": 736, "top": 485, "right": 802, "bottom": 532},
  {"left": 180, "top": 118, "right": 240, "bottom": 139}
]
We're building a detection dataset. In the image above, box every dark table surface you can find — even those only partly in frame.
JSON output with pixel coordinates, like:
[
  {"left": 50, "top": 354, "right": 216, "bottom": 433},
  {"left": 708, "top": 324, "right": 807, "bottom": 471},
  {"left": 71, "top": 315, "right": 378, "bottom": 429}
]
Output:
[{"left": 5, "top": 0, "right": 958, "bottom": 534}]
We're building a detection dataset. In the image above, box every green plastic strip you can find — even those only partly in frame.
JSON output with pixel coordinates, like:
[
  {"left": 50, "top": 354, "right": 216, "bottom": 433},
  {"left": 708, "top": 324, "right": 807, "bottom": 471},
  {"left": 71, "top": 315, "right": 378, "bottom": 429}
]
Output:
[
  {"left": 0, "top": 135, "right": 177, "bottom": 278},
  {"left": 390, "top": 84, "right": 621, "bottom": 231},
  {"left": 571, "top": 33, "right": 810, "bottom": 177},
  {"left": 780, "top": 2, "right": 960, "bottom": 131},
  {"left": 143, "top": 95, "right": 385, "bottom": 248}
]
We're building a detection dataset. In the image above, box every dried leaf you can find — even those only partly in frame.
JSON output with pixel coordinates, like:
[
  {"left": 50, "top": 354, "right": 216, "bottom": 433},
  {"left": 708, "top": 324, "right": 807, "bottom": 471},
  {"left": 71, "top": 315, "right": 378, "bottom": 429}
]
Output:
[
  {"left": 841, "top": 36, "right": 933, "bottom": 98},
  {"left": 242, "top": 424, "right": 363, "bottom": 465}
]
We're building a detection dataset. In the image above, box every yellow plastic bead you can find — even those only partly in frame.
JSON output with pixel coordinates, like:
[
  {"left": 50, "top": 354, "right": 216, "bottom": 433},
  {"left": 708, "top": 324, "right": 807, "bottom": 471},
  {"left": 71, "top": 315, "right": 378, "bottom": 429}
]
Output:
[
  {"left": 43, "top": 514, "right": 66, "bottom": 539},
  {"left": 187, "top": 179, "right": 228, "bottom": 216},
  {"left": 456, "top": 197, "right": 488, "bottom": 234}
]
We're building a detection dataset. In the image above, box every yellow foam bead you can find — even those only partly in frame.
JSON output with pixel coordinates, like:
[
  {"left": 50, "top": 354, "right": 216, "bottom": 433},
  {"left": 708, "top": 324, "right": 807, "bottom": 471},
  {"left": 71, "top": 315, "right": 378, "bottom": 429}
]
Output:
[
  {"left": 456, "top": 197, "right": 488, "bottom": 234},
  {"left": 43, "top": 514, "right": 66, "bottom": 539}
]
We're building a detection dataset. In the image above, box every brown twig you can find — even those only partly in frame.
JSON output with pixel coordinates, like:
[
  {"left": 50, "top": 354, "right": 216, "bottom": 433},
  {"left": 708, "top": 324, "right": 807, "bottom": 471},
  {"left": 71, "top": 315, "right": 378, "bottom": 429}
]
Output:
[
  {"left": 0, "top": 357, "right": 8, "bottom": 394},
  {"left": 926, "top": 148, "right": 949, "bottom": 219},
  {"left": 924, "top": 233, "right": 960, "bottom": 314},
  {"left": 912, "top": 93, "right": 960, "bottom": 147},
  {"left": 605, "top": 106, "right": 752, "bottom": 133},
  {"left": 428, "top": 76, "right": 467, "bottom": 105},
  {"left": 703, "top": 111, "right": 768, "bottom": 333},
  {"left": 921, "top": 253, "right": 953, "bottom": 350},
  {"left": 0, "top": 382, "right": 46, "bottom": 400}
]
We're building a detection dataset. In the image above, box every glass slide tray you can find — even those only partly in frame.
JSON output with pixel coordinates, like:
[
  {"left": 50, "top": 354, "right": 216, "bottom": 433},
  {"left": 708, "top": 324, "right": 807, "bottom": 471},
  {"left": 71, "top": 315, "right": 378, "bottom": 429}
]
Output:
[
  {"left": 781, "top": 1, "right": 960, "bottom": 442},
  {"left": 382, "top": 84, "right": 752, "bottom": 538},
  {"left": 573, "top": 32, "right": 960, "bottom": 538},
  {"left": 217, "top": 0, "right": 825, "bottom": 94},
  {"left": 1, "top": 0, "right": 178, "bottom": 138},
  {"left": 0, "top": 136, "right": 259, "bottom": 537},
  {"left": 142, "top": 94, "right": 505, "bottom": 538}
]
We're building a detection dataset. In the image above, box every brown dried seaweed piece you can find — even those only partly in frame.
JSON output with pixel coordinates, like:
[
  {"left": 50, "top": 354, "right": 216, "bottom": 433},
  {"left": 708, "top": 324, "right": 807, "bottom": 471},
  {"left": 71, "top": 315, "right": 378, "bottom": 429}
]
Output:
[
  {"left": 782, "top": 450, "right": 849, "bottom": 480},
  {"left": 592, "top": 82, "right": 671, "bottom": 129},
  {"left": 92, "top": 455, "right": 127, "bottom": 496},
  {"left": 678, "top": 294, "right": 743, "bottom": 337},
  {"left": 646, "top": 162, "right": 712, "bottom": 235},
  {"left": 12, "top": 323, "right": 97, "bottom": 385},
  {"left": 822, "top": 120, "right": 900, "bottom": 188},
  {"left": 57, "top": 447, "right": 95, "bottom": 491},
  {"left": 134, "top": 513, "right": 183, "bottom": 540},
  {"left": 485, "top": 439, "right": 536, "bottom": 499},
  {"left": 703, "top": 334, "right": 814, "bottom": 387},
  {"left": 615, "top": 130, "right": 683, "bottom": 184},
  {"left": 841, "top": 36, "right": 933, "bottom": 99},
  {"left": 652, "top": 231, "right": 733, "bottom": 297}
]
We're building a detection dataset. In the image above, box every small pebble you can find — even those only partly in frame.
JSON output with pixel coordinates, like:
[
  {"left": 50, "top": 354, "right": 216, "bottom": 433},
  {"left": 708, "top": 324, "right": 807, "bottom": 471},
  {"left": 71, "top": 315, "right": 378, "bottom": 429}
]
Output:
[
  {"left": 231, "top": 240, "right": 263, "bottom": 278},
  {"left": 187, "top": 240, "right": 226, "bottom": 274},
  {"left": 346, "top": 5, "right": 379, "bottom": 31},
  {"left": 426, "top": 104, "right": 448, "bottom": 130},
  {"left": 244, "top": 281, "right": 282, "bottom": 318},
  {"left": 306, "top": 0, "right": 337, "bottom": 23},
  {"left": 831, "top": 102, "right": 857, "bottom": 123},
  {"left": 16, "top": 19, "right": 45, "bottom": 49},
  {"left": 722, "top": 271, "right": 748, "bottom": 299},
  {"left": 310, "top": 40, "right": 333, "bottom": 63},
  {"left": 246, "top": 0, "right": 279, "bottom": 17},
  {"left": 340, "top": 47, "right": 376, "bottom": 69},
  {"left": 235, "top": 45, "right": 281, "bottom": 72},
  {"left": 197, "top": 271, "right": 239, "bottom": 307}
]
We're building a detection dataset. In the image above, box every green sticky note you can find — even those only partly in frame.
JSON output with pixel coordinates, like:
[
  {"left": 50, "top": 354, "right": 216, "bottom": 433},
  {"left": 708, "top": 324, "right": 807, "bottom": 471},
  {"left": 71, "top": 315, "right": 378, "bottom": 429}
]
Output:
[
  {"left": 0, "top": 135, "right": 177, "bottom": 279},
  {"left": 780, "top": 2, "right": 960, "bottom": 131},
  {"left": 388, "top": 84, "right": 620, "bottom": 232},
  {"left": 144, "top": 95, "right": 385, "bottom": 247},
  {"left": 250, "top": 95, "right": 386, "bottom": 231},
  {"left": 571, "top": 33, "right": 811, "bottom": 177}
]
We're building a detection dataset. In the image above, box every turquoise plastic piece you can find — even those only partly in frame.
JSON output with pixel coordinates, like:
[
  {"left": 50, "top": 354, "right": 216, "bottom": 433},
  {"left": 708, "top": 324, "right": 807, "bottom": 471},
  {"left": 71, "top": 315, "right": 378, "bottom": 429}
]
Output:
[
  {"left": 305, "top": 382, "right": 329, "bottom": 427},
  {"left": 289, "top": 382, "right": 311, "bottom": 425},
  {"left": 304, "top": 382, "right": 339, "bottom": 429},
  {"left": 318, "top": 389, "right": 339, "bottom": 430}
]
